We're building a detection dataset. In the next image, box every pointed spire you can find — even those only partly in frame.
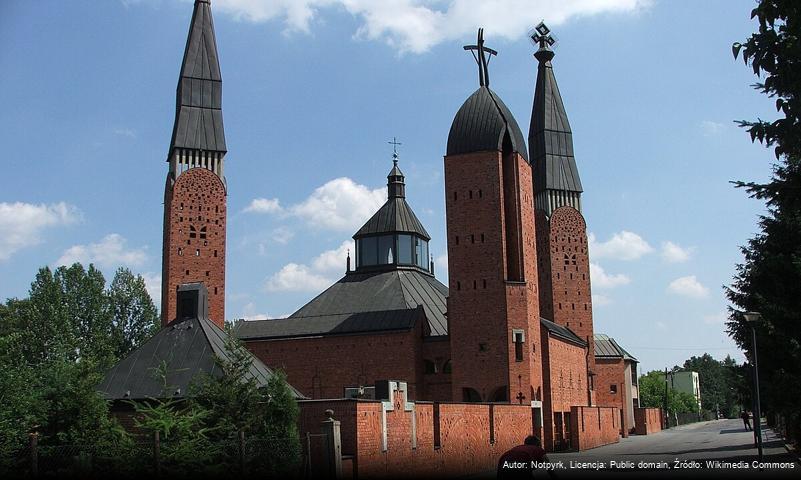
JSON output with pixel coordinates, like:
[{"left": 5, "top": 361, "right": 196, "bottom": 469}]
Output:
[
  {"left": 168, "top": 0, "right": 227, "bottom": 157},
  {"left": 387, "top": 137, "right": 405, "bottom": 199},
  {"left": 528, "top": 22, "right": 583, "bottom": 215}
]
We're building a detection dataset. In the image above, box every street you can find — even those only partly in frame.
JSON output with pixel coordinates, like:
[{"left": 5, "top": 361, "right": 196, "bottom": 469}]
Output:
[{"left": 484, "top": 419, "right": 799, "bottom": 478}]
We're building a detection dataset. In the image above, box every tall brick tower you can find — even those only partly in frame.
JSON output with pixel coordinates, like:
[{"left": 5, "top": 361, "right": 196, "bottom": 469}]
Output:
[
  {"left": 445, "top": 29, "right": 543, "bottom": 404},
  {"left": 161, "top": 0, "right": 227, "bottom": 328},
  {"left": 529, "top": 24, "right": 595, "bottom": 379}
]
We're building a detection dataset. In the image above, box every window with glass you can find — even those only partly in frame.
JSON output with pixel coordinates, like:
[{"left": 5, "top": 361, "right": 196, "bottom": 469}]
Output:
[
  {"left": 398, "top": 234, "right": 413, "bottom": 264},
  {"left": 378, "top": 235, "right": 394, "bottom": 264},
  {"left": 358, "top": 236, "right": 378, "bottom": 267}
]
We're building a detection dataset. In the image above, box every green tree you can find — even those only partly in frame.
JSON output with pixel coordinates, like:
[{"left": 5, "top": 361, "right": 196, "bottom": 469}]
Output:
[
  {"left": 729, "top": 0, "right": 801, "bottom": 441},
  {"left": 108, "top": 267, "right": 159, "bottom": 359}
]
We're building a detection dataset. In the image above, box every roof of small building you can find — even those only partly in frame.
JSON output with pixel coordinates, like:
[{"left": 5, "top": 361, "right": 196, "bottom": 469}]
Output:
[
  {"left": 237, "top": 269, "right": 449, "bottom": 340},
  {"left": 169, "top": 0, "right": 227, "bottom": 155},
  {"left": 594, "top": 333, "right": 638, "bottom": 362},
  {"left": 541, "top": 318, "right": 587, "bottom": 347},
  {"left": 98, "top": 315, "right": 304, "bottom": 401},
  {"left": 447, "top": 86, "right": 529, "bottom": 161}
]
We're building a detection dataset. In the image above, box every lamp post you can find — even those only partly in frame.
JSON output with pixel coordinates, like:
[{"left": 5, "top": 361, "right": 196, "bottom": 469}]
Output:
[
  {"left": 743, "top": 311, "right": 763, "bottom": 464},
  {"left": 663, "top": 368, "right": 670, "bottom": 429}
]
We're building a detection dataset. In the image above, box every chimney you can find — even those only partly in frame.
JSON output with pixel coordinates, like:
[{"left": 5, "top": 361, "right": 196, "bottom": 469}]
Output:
[{"left": 176, "top": 282, "right": 209, "bottom": 322}]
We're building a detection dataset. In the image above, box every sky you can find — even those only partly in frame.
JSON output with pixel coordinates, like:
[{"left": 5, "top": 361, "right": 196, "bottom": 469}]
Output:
[{"left": 0, "top": 0, "right": 778, "bottom": 374}]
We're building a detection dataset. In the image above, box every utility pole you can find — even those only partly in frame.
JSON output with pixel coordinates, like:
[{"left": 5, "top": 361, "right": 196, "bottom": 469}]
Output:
[{"left": 664, "top": 367, "right": 669, "bottom": 429}]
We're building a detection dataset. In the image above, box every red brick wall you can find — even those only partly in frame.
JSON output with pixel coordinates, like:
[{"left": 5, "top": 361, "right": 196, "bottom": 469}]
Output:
[
  {"left": 299, "top": 395, "right": 533, "bottom": 478},
  {"left": 244, "top": 328, "right": 422, "bottom": 400},
  {"left": 162, "top": 167, "right": 226, "bottom": 327},
  {"left": 594, "top": 358, "right": 625, "bottom": 410},
  {"left": 540, "top": 333, "right": 590, "bottom": 451},
  {"left": 536, "top": 206, "right": 594, "bottom": 371},
  {"left": 569, "top": 406, "right": 620, "bottom": 451},
  {"left": 444, "top": 150, "right": 542, "bottom": 404},
  {"left": 635, "top": 407, "right": 663, "bottom": 435}
]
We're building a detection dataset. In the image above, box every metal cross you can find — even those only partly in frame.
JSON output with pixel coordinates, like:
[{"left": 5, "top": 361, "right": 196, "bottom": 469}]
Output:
[
  {"left": 388, "top": 137, "right": 402, "bottom": 164},
  {"left": 463, "top": 28, "right": 497, "bottom": 87},
  {"left": 531, "top": 21, "right": 556, "bottom": 49}
]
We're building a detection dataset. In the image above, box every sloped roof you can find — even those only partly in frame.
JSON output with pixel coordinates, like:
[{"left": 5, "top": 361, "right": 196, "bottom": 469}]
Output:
[
  {"left": 168, "top": 0, "right": 227, "bottom": 155},
  {"left": 447, "top": 87, "right": 528, "bottom": 161},
  {"left": 354, "top": 197, "right": 430, "bottom": 240},
  {"left": 594, "top": 333, "right": 638, "bottom": 362},
  {"left": 238, "top": 269, "right": 449, "bottom": 339},
  {"left": 541, "top": 318, "right": 587, "bottom": 347},
  {"left": 529, "top": 48, "right": 582, "bottom": 194},
  {"left": 98, "top": 315, "right": 304, "bottom": 401}
]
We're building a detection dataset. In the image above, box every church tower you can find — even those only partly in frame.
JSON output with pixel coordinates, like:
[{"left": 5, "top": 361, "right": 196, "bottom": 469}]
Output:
[
  {"left": 161, "top": 0, "right": 227, "bottom": 328},
  {"left": 529, "top": 24, "right": 596, "bottom": 377},
  {"left": 445, "top": 29, "right": 543, "bottom": 404}
]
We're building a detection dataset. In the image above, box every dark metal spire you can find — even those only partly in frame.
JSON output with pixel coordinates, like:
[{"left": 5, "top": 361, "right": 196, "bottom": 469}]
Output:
[
  {"left": 528, "top": 22, "right": 583, "bottom": 215},
  {"left": 168, "top": 0, "right": 227, "bottom": 157},
  {"left": 463, "top": 28, "right": 498, "bottom": 87},
  {"left": 387, "top": 137, "right": 405, "bottom": 199}
]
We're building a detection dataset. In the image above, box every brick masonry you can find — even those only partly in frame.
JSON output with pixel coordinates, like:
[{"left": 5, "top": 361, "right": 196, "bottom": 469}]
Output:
[
  {"left": 635, "top": 407, "right": 663, "bottom": 435},
  {"left": 161, "top": 167, "right": 226, "bottom": 328},
  {"left": 594, "top": 358, "right": 635, "bottom": 436},
  {"left": 444, "top": 150, "right": 542, "bottom": 404},
  {"left": 569, "top": 406, "right": 620, "bottom": 451}
]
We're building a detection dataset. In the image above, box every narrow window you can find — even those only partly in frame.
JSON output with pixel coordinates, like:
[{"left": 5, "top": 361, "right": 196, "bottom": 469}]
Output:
[
  {"left": 456, "top": 281, "right": 461, "bottom": 291},
  {"left": 469, "top": 190, "right": 473, "bottom": 199},
  {"left": 455, "top": 236, "right": 459, "bottom": 245},
  {"left": 478, "top": 189, "right": 482, "bottom": 198},
  {"left": 513, "top": 331, "right": 525, "bottom": 362},
  {"left": 214, "top": 250, "right": 218, "bottom": 257},
  {"left": 482, "top": 279, "right": 487, "bottom": 289},
  {"left": 481, "top": 233, "right": 485, "bottom": 243},
  {"left": 195, "top": 249, "right": 200, "bottom": 256},
  {"left": 470, "top": 234, "right": 475, "bottom": 244},
  {"left": 189, "top": 225, "right": 197, "bottom": 238},
  {"left": 185, "top": 269, "right": 189, "bottom": 275},
  {"left": 610, "top": 385, "right": 618, "bottom": 394},
  {"left": 473, "top": 280, "right": 477, "bottom": 290},
  {"left": 454, "top": 191, "right": 458, "bottom": 200},
  {"left": 178, "top": 248, "right": 183, "bottom": 256},
  {"left": 214, "top": 287, "right": 218, "bottom": 294}
]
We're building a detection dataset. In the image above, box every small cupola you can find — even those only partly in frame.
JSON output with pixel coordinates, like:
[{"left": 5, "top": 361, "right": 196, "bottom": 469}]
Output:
[{"left": 352, "top": 143, "right": 432, "bottom": 274}]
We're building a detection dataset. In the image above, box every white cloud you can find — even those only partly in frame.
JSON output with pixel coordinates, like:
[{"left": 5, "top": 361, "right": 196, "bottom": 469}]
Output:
[
  {"left": 667, "top": 275, "right": 709, "bottom": 299},
  {"left": 271, "top": 226, "right": 294, "bottom": 244},
  {"left": 56, "top": 233, "right": 148, "bottom": 268},
  {"left": 141, "top": 272, "right": 162, "bottom": 305},
  {"left": 264, "top": 240, "right": 353, "bottom": 292},
  {"left": 588, "top": 231, "right": 653, "bottom": 261},
  {"left": 0, "top": 202, "right": 81, "bottom": 261},
  {"left": 208, "top": 0, "right": 648, "bottom": 54},
  {"left": 661, "top": 241, "right": 694, "bottom": 263},
  {"left": 113, "top": 127, "right": 137, "bottom": 138},
  {"left": 434, "top": 253, "right": 448, "bottom": 280},
  {"left": 244, "top": 197, "right": 283, "bottom": 214},
  {"left": 289, "top": 177, "right": 385, "bottom": 232},
  {"left": 592, "top": 294, "right": 611, "bottom": 307},
  {"left": 241, "top": 301, "right": 289, "bottom": 320},
  {"left": 589, "top": 262, "right": 630, "bottom": 289},
  {"left": 700, "top": 120, "right": 726, "bottom": 137}
]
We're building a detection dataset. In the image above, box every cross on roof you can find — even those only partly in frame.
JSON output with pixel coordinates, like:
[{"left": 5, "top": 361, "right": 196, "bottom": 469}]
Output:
[
  {"left": 463, "top": 28, "right": 497, "bottom": 87},
  {"left": 388, "top": 137, "right": 402, "bottom": 164},
  {"left": 531, "top": 21, "right": 556, "bottom": 50}
]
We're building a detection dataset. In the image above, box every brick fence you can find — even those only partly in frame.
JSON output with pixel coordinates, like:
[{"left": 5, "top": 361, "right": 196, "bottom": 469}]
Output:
[
  {"left": 569, "top": 406, "right": 620, "bottom": 451},
  {"left": 634, "top": 407, "right": 663, "bottom": 435}
]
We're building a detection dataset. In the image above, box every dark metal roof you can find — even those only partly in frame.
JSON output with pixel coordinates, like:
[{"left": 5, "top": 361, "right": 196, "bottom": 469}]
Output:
[
  {"left": 447, "top": 87, "right": 528, "bottom": 161},
  {"left": 529, "top": 49, "right": 582, "bottom": 193},
  {"left": 354, "top": 197, "right": 430, "bottom": 240},
  {"left": 238, "top": 269, "right": 449, "bottom": 339},
  {"left": 168, "top": 0, "right": 227, "bottom": 156},
  {"left": 98, "top": 315, "right": 304, "bottom": 401},
  {"left": 594, "top": 334, "right": 638, "bottom": 362},
  {"left": 540, "top": 318, "right": 587, "bottom": 346},
  {"left": 235, "top": 308, "right": 421, "bottom": 340}
]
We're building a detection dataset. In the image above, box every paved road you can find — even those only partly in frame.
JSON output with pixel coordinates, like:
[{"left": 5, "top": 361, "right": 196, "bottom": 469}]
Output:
[{"left": 488, "top": 419, "right": 799, "bottom": 478}]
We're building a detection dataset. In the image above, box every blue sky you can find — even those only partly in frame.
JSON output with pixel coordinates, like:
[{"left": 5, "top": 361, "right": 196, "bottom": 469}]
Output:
[{"left": 0, "top": 0, "right": 776, "bottom": 374}]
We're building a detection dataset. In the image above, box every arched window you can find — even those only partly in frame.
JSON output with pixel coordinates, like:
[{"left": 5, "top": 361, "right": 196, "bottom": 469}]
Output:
[
  {"left": 442, "top": 360, "right": 452, "bottom": 374},
  {"left": 200, "top": 226, "right": 207, "bottom": 239},
  {"left": 462, "top": 387, "right": 481, "bottom": 403},
  {"left": 189, "top": 225, "right": 197, "bottom": 238},
  {"left": 423, "top": 359, "right": 437, "bottom": 375},
  {"left": 490, "top": 386, "right": 508, "bottom": 402}
]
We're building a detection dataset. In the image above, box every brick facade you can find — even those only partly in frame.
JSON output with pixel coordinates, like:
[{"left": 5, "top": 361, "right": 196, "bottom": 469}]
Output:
[
  {"left": 540, "top": 333, "right": 590, "bottom": 450},
  {"left": 161, "top": 167, "right": 227, "bottom": 328},
  {"left": 569, "top": 406, "right": 620, "bottom": 451},
  {"left": 594, "top": 357, "right": 636, "bottom": 435},
  {"left": 536, "top": 206, "right": 595, "bottom": 372},
  {"left": 444, "top": 150, "right": 542, "bottom": 404},
  {"left": 634, "top": 407, "right": 663, "bottom": 435}
]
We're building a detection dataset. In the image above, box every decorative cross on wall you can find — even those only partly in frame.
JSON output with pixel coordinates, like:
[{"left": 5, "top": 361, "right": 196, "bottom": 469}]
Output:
[
  {"left": 516, "top": 391, "right": 526, "bottom": 405},
  {"left": 463, "top": 28, "right": 498, "bottom": 87},
  {"left": 531, "top": 21, "right": 556, "bottom": 49}
]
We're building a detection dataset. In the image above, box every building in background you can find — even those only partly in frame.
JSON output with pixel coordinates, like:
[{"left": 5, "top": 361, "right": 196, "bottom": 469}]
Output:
[
  {"left": 594, "top": 334, "right": 639, "bottom": 435},
  {"left": 668, "top": 370, "right": 702, "bottom": 412}
]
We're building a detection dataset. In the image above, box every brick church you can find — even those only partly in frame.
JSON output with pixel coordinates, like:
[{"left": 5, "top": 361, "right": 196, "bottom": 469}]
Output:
[{"left": 102, "top": 0, "right": 641, "bottom": 454}]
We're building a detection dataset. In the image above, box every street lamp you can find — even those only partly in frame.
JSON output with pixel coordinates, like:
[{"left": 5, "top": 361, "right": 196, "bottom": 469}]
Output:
[{"left": 742, "top": 311, "right": 763, "bottom": 464}]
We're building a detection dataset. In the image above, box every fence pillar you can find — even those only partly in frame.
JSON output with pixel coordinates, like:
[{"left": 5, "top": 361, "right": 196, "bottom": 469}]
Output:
[
  {"left": 29, "top": 432, "right": 38, "bottom": 478},
  {"left": 321, "top": 409, "right": 342, "bottom": 479},
  {"left": 154, "top": 431, "right": 161, "bottom": 476}
]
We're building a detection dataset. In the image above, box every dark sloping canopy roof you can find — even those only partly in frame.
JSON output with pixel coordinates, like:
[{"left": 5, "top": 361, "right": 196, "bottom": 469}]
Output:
[
  {"left": 354, "top": 198, "right": 430, "bottom": 240},
  {"left": 168, "top": 0, "right": 227, "bottom": 155},
  {"left": 238, "top": 269, "right": 449, "bottom": 339},
  {"left": 594, "top": 334, "right": 638, "bottom": 362},
  {"left": 98, "top": 315, "right": 304, "bottom": 401},
  {"left": 541, "top": 318, "right": 587, "bottom": 347},
  {"left": 447, "top": 87, "right": 528, "bottom": 161},
  {"left": 529, "top": 50, "right": 582, "bottom": 193}
]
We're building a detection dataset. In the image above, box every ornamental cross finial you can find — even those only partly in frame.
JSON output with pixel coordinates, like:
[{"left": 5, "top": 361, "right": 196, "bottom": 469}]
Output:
[
  {"left": 531, "top": 22, "right": 556, "bottom": 50},
  {"left": 463, "top": 28, "right": 497, "bottom": 87},
  {"left": 388, "top": 137, "right": 402, "bottom": 165}
]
